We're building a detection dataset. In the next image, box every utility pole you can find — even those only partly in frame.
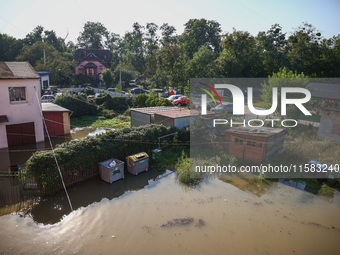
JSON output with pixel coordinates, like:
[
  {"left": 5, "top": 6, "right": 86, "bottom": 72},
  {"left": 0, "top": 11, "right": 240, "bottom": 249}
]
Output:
[
  {"left": 119, "top": 57, "right": 122, "bottom": 92},
  {"left": 42, "top": 39, "right": 46, "bottom": 70}
]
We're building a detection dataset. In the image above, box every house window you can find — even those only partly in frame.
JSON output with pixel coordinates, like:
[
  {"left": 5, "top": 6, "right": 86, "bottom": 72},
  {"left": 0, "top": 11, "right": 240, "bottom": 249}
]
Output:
[
  {"left": 234, "top": 138, "right": 243, "bottom": 145},
  {"left": 86, "top": 68, "right": 94, "bottom": 75},
  {"left": 99, "top": 65, "right": 103, "bottom": 69},
  {"left": 246, "top": 140, "right": 262, "bottom": 147},
  {"left": 9, "top": 87, "right": 26, "bottom": 103}
]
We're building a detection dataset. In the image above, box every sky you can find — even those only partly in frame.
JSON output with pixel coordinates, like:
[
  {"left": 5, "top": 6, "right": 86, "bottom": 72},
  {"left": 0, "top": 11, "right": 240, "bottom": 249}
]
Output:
[{"left": 0, "top": 0, "right": 339, "bottom": 43}]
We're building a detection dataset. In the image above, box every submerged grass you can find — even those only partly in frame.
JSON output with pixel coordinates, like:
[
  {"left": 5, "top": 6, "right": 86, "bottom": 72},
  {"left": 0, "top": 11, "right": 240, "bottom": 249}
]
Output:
[
  {"left": 151, "top": 146, "right": 202, "bottom": 186},
  {"left": 71, "top": 115, "right": 131, "bottom": 129}
]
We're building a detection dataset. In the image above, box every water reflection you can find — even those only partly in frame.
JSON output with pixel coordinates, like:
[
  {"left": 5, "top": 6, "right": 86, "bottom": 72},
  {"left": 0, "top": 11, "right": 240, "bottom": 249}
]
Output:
[
  {"left": 21, "top": 169, "right": 170, "bottom": 225},
  {"left": 219, "top": 177, "right": 275, "bottom": 197},
  {"left": 0, "top": 127, "right": 108, "bottom": 171}
]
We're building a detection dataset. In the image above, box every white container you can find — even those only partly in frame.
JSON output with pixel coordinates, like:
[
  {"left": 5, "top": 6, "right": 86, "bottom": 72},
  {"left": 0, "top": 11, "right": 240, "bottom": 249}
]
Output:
[{"left": 99, "top": 159, "right": 124, "bottom": 184}]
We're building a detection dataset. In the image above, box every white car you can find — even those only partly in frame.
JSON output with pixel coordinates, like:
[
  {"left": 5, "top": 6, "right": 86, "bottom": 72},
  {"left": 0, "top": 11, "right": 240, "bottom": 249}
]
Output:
[{"left": 41, "top": 95, "right": 55, "bottom": 103}]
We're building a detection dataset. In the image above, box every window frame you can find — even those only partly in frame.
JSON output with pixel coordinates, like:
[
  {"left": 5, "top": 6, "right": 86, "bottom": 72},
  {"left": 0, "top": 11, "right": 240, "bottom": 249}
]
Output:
[{"left": 9, "top": 87, "right": 27, "bottom": 104}]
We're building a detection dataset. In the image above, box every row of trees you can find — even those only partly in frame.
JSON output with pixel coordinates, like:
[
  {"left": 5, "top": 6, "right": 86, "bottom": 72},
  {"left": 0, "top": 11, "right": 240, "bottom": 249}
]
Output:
[{"left": 1, "top": 20, "right": 339, "bottom": 88}]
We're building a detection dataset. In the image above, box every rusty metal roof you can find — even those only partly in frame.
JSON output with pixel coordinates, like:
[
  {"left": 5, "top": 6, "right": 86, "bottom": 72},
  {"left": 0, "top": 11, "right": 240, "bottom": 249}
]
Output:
[
  {"left": 42, "top": 103, "right": 71, "bottom": 112},
  {"left": 131, "top": 106, "right": 179, "bottom": 114},
  {"left": 131, "top": 106, "right": 202, "bottom": 118},
  {"left": 0, "top": 62, "right": 40, "bottom": 79},
  {"left": 225, "top": 127, "right": 285, "bottom": 137}
]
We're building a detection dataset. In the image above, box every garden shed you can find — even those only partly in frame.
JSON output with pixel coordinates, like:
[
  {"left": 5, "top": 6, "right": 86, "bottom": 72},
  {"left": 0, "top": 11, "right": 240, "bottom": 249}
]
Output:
[
  {"left": 130, "top": 106, "right": 197, "bottom": 129},
  {"left": 42, "top": 103, "right": 71, "bottom": 137},
  {"left": 224, "top": 127, "right": 286, "bottom": 163}
]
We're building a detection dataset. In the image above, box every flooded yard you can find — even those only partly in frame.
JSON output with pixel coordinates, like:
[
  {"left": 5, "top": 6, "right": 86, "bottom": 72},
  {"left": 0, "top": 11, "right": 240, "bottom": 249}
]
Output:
[
  {"left": 0, "top": 171, "right": 339, "bottom": 255},
  {"left": 0, "top": 127, "right": 110, "bottom": 171}
]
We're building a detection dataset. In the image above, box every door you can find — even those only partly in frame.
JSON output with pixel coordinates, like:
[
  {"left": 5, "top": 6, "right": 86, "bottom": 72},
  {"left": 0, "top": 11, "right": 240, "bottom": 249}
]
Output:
[{"left": 6, "top": 122, "right": 36, "bottom": 147}]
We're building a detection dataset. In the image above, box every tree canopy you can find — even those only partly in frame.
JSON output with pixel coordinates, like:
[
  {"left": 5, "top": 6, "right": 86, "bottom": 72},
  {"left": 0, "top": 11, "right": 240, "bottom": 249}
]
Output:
[{"left": 1, "top": 20, "right": 339, "bottom": 88}]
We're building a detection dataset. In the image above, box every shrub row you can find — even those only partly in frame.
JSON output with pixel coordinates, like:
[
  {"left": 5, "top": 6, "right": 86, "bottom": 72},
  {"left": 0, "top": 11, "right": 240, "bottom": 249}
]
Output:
[
  {"left": 54, "top": 93, "right": 98, "bottom": 118},
  {"left": 134, "top": 94, "right": 173, "bottom": 108},
  {"left": 26, "top": 125, "right": 188, "bottom": 195}
]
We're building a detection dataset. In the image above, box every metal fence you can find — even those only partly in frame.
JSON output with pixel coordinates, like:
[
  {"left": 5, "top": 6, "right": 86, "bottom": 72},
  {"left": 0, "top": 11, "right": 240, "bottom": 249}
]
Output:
[{"left": 0, "top": 165, "right": 38, "bottom": 208}]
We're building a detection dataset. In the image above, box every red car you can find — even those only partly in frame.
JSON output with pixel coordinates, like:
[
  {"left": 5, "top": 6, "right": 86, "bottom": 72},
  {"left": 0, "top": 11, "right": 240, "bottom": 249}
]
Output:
[{"left": 173, "top": 96, "right": 189, "bottom": 106}]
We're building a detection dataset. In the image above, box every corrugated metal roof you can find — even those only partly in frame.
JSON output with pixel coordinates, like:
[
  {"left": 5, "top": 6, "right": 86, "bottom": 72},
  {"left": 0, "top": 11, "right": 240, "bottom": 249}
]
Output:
[
  {"left": 155, "top": 109, "right": 200, "bottom": 118},
  {"left": 0, "top": 62, "right": 40, "bottom": 79},
  {"left": 225, "top": 127, "right": 285, "bottom": 137},
  {"left": 131, "top": 106, "right": 180, "bottom": 114},
  {"left": 42, "top": 103, "right": 71, "bottom": 112},
  {"left": 307, "top": 82, "right": 340, "bottom": 100},
  {"left": 131, "top": 106, "right": 209, "bottom": 118}
]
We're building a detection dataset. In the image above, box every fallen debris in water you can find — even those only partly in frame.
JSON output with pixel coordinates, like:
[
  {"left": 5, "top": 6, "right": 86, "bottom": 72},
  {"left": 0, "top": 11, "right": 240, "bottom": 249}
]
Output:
[{"left": 161, "top": 217, "right": 205, "bottom": 228}]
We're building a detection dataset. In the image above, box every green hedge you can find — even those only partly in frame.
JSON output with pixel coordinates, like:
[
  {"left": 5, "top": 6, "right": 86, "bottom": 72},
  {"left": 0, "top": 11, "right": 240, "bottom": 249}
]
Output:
[
  {"left": 134, "top": 94, "right": 173, "bottom": 108},
  {"left": 95, "top": 94, "right": 133, "bottom": 112},
  {"left": 26, "top": 125, "right": 179, "bottom": 195},
  {"left": 54, "top": 94, "right": 98, "bottom": 118}
]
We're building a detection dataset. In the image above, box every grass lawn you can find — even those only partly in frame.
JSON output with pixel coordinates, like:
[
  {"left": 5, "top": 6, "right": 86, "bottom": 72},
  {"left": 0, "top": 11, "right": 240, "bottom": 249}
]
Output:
[
  {"left": 71, "top": 115, "right": 131, "bottom": 129},
  {"left": 299, "top": 114, "right": 321, "bottom": 123}
]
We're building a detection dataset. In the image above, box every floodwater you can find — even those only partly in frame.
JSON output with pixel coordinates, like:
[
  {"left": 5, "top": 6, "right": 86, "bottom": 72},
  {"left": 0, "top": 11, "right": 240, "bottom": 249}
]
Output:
[{"left": 0, "top": 170, "right": 339, "bottom": 255}]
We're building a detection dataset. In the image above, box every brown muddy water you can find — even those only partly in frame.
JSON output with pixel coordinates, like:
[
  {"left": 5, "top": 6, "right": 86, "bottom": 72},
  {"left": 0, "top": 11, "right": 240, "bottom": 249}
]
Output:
[
  {"left": 0, "top": 127, "right": 109, "bottom": 171},
  {"left": 0, "top": 170, "right": 339, "bottom": 255}
]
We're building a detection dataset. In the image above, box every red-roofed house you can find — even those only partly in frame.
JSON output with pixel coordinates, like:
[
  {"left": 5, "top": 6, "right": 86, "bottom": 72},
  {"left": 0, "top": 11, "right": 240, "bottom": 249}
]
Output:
[{"left": 74, "top": 49, "right": 112, "bottom": 86}]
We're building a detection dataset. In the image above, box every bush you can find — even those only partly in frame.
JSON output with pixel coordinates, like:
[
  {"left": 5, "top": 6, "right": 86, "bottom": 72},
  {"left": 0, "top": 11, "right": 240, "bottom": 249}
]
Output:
[
  {"left": 84, "top": 86, "right": 94, "bottom": 96},
  {"left": 176, "top": 152, "right": 202, "bottom": 186},
  {"left": 134, "top": 94, "right": 148, "bottom": 107},
  {"left": 54, "top": 94, "right": 98, "bottom": 118},
  {"left": 134, "top": 95, "right": 173, "bottom": 108},
  {"left": 26, "top": 125, "right": 178, "bottom": 195},
  {"left": 95, "top": 94, "right": 132, "bottom": 112}
]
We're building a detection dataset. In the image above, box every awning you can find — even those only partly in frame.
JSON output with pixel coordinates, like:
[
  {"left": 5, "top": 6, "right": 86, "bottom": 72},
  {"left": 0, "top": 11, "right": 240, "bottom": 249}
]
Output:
[
  {"left": 84, "top": 62, "right": 97, "bottom": 68},
  {"left": 0, "top": 115, "right": 9, "bottom": 123}
]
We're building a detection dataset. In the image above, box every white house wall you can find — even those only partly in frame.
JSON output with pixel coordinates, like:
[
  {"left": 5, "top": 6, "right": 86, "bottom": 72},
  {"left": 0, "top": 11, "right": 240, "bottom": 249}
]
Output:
[{"left": 0, "top": 79, "right": 44, "bottom": 148}]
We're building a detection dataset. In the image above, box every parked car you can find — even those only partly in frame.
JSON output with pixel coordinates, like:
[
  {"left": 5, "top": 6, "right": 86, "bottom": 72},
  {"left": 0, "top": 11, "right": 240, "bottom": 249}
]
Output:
[
  {"left": 173, "top": 96, "right": 189, "bottom": 106},
  {"left": 129, "top": 80, "right": 136, "bottom": 86},
  {"left": 130, "top": 88, "right": 148, "bottom": 94},
  {"left": 211, "top": 103, "right": 233, "bottom": 113},
  {"left": 166, "top": 95, "right": 182, "bottom": 102},
  {"left": 41, "top": 95, "right": 55, "bottom": 103}
]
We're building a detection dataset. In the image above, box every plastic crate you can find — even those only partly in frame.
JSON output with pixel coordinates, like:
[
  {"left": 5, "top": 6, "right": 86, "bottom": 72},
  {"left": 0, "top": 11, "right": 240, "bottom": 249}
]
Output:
[
  {"left": 99, "top": 159, "right": 124, "bottom": 184},
  {"left": 126, "top": 152, "right": 149, "bottom": 175}
]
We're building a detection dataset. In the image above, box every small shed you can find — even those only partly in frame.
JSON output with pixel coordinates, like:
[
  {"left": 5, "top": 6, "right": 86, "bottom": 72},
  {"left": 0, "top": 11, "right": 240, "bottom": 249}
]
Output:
[
  {"left": 42, "top": 103, "right": 71, "bottom": 137},
  {"left": 224, "top": 127, "right": 286, "bottom": 163},
  {"left": 37, "top": 72, "right": 51, "bottom": 90},
  {"left": 130, "top": 106, "right": 196, "bottom": 129},
  {"left": 317, "top": 107, "right": 340, "bottom": 144}
]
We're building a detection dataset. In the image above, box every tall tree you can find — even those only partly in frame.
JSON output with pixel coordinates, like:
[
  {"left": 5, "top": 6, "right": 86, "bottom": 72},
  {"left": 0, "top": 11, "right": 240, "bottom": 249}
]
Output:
[
  {"left": 186, "top": 45, "right": 217, "bottom": 78},
  {"left": 16, "top": 42, "right": 75, "bottom": 85},
  {"left": 121, "top": 22, "right": 145, "bottom": 74},
  {"left": 180, "top": 19, "right": 221, "bottom": 58},
  {"left": 0, "top": 33, "right": 22, "bottom": 61},
  {"left": 77, "top": 21, "right": 109, "bottom": 49},
  {"left": 160, "top": 23, "right": 177, "bottom": 45},
  {"left": 257, "top": 24, "right": 288, "bottom": 75},
  {"left": 217, "top": 30, "right": 264, "bottom": 77},
  {"left": 23, "top": 25, "right": 44, "bottom": 46},
  {"left": 144, "top": 22, "right": 159, "bottom": 77},
  {"left": 287, "top": 23, "right": 323, "bottom": 76}
]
